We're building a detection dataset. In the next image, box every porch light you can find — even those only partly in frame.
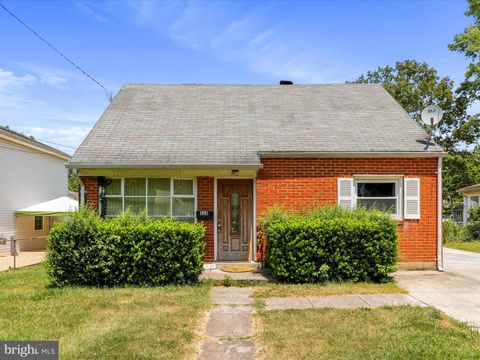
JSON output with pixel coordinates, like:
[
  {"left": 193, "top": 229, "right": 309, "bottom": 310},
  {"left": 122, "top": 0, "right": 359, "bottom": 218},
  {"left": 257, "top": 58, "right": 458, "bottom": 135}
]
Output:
[{"left": 231, "top": 169, "right": 239, "bottom": 176}]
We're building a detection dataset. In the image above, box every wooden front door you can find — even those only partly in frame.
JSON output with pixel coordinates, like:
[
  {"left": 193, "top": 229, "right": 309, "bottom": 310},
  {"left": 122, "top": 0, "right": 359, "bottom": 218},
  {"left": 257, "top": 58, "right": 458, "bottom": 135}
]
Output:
[{"left": 217, "top": 179, "right": 253, "bottom": 261}]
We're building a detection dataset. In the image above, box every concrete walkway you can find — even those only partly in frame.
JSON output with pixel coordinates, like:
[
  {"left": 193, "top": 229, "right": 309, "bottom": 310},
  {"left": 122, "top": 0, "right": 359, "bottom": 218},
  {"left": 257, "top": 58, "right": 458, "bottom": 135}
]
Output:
[
  {"left": 264, "top": 293, "right": 426, "bottom": 310},
  {"left": 0, "top": 251, "right": 45, "bottom": 271},
  {"left": 397, "top": 248, "right": 480, "bottom": 329},
  {"left": 197, "top": 287, "right": 255, "bottom": 360}
]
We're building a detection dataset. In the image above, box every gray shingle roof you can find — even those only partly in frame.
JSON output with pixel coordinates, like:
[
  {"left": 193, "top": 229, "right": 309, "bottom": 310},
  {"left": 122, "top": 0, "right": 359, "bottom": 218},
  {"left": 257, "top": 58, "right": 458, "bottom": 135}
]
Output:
[{"left": 69, "top": 84, "right": 445, "bottom": 168}]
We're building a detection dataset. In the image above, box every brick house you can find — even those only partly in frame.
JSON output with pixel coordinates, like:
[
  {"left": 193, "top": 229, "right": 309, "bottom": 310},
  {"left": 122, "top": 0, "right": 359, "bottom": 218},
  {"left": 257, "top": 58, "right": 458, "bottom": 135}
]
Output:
[{"left": 68, "top": 83, "right": 446, "bottom": 270}]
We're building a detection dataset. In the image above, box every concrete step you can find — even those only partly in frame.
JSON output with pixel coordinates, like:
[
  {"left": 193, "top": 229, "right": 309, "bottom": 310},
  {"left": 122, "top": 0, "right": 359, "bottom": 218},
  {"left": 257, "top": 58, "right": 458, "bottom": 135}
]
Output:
[{"left": 215, "top": 262, "right": 260, "bottom": 270}]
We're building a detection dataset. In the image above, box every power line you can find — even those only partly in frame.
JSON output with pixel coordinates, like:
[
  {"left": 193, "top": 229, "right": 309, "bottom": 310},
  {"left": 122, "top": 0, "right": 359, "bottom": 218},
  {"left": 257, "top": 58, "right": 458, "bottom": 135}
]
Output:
[
  {"left": 33, "top": 138, "right": 77, "bottom": 150},
  {"left": 0, "top": 2, "right": 112, "bottom": 103}
]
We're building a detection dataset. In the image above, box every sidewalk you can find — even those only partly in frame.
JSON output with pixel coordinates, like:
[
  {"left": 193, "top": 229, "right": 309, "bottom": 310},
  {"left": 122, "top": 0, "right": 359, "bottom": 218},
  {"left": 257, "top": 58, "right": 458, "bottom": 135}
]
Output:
[
  {"left": 264, "top": 293, "right": 426, "bottom": 310},
  {"left": 197, "top": 287, "right": 256, "bottom": 360},
  {"left": 196, "top": 287, "right": 428, "bottom": 359}
]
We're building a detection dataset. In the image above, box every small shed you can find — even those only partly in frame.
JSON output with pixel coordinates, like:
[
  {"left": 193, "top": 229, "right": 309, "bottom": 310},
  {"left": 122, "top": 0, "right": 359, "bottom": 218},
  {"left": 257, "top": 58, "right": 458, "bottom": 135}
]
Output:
[
  {"left": 15, "top": 196, "right": 78, "bottom": 251},
  {"left": 458, "top": 184, "right": 480, "bottom": 223}
]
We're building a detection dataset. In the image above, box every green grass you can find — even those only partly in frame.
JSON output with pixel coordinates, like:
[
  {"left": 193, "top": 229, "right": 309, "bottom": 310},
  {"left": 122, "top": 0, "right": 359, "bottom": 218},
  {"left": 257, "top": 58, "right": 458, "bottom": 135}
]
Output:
[
  {"left": 208, "top": 278, "right": 405, "bottom": 299},
  {"left": 251, "top": 282, "right": 405, "bottom": 299},
  {"left": 445, "top": 241, "right": 480, "bottom": 253},
  {"left": 256, "top": 307, "right": 480, "bottom": 360},
  {"left": 0, "top": 265, "right": 211, "bottom": 360}
]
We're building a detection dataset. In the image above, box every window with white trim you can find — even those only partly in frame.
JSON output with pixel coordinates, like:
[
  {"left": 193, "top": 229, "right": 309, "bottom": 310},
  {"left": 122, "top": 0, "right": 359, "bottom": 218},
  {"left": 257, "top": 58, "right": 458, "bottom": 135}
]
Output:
[
  {"left": 102, "top": 178, "right": 195, "bottom": 222},
  {"left": 354, "top": 179, "right": 401, "bottom": 218}
]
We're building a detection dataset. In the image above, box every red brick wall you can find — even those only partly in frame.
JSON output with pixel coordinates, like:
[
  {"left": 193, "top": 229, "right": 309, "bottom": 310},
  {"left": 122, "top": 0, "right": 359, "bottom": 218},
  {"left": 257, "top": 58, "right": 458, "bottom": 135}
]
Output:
[
  {"left": 80, "top": 176, "right": 99, "bottom": 211},
  {"left": 256, "top": 158, "right": 439, "bottom": 266},
  {"left": 197, "top": 177, "right": 215, "bottom": 262}
]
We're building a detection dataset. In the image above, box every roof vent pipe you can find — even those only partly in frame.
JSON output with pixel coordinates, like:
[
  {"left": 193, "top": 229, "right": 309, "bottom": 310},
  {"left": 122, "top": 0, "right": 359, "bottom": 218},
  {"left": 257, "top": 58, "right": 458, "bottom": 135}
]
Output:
[{"left": 279, "top": 80, "right": 293, "bottom": 85}]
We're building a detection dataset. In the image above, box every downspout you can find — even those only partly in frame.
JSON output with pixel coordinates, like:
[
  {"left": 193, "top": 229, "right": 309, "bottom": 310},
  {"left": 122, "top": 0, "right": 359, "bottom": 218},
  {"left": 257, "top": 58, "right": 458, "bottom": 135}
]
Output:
[{"left": 437, "top": 157, "right": 444, "bottom": 272}]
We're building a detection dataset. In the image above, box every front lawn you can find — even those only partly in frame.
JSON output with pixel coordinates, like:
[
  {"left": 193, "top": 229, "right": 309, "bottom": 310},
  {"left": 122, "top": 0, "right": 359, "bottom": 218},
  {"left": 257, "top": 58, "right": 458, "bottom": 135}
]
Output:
[
  {"left": 445, "top": 241, "right": 480, "bottom": 253},
  {"left": 252, "top": 281, "right": 405, "bottom": 299},
  {"left": 256, "top": 307, "right": 480, "bottom": 359},
  {"left": 0, "top": 265, "right": 210, "bottom": 360}
]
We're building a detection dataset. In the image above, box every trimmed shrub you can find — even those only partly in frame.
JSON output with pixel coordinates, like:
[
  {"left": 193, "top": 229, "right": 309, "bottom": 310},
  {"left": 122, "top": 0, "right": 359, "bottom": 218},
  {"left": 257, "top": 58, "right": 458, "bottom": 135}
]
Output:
[
  {"left": 46, "top": 207, "right": 205, "bottom": 287},
  {"left": 260, "top": 207, "right": 398, "bottom": 283}
]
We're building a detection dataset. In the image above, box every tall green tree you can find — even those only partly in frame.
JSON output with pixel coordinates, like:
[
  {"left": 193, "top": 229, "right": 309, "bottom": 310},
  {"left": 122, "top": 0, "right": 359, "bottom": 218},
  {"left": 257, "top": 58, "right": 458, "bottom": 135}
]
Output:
[
  {"left": 443, "top": 146, "right": 480, "bottom": 208},
  {"left": 448, "top": 0, "right": 480, "bottom": 145},
  {"left": 353, "top": 60, "right": 468, "bottom": 151},
  {"left": 352, "top": 60, "right": 480, "bottom": 211}
]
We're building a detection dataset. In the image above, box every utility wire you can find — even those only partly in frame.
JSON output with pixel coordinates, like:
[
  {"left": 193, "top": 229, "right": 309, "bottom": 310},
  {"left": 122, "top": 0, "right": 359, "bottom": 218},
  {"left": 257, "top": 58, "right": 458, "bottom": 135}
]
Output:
[
  {"left": 33, "top": 138, "right": 77, "bottom": 150},
  {"left": 0, "top": 2, "right": 112, "bottom": 102}
]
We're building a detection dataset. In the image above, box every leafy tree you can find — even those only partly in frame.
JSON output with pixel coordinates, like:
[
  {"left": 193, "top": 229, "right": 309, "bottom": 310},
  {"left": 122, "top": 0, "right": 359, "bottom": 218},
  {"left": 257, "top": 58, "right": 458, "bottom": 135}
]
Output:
[
  {"left": 449, "top": 0, "right": 480, "bottom": 101},
  {"left": 353, "top": 60, "right": 469, "bottom": 151},
  {"left": 448, "top": 0, "right": 480, "bottom": 147},
  {"left": 352, "top": 60, "right": 480, "bottom": 211},
  {"left": 443, "top": 146, "right": 480, "bottom": 209},
  {"left": 68, "top": 169, "right": 79, "bottom": 193}
]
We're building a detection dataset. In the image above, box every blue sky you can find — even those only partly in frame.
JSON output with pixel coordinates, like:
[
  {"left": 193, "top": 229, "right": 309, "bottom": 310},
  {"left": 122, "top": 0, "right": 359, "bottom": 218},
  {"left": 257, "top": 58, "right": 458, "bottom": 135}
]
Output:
[{"left": 0, "top": 0, "right": 472, "bottom": 154}]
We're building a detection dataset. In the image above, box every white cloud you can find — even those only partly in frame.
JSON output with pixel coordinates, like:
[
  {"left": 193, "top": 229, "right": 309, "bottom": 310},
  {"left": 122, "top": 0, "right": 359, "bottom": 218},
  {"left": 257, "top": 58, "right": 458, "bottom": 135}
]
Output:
[
  {"left": 40, "top": 73, "right": 68, "bottom": 87},
  {"left": 122, "top": 2, "right": 354, "bottom": 83},
  {"left": 0, "top": 69, "right": 36, "bottom": 89},
  {"left": 18, "top": 125, "right": 91, "bottom": 153},
  {"left": 76, "top": 1, "right": 112, "bottom": 23},
  {"left": 0, "top": 66, "right": 109, "bottom": 152}
]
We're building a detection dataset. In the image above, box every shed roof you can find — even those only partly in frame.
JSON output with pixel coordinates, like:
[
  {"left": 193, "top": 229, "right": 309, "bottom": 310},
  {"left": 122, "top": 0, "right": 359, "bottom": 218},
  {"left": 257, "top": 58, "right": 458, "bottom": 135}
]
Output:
[
  {"left": 16, "top": 196, "right": 78, "bottom": 216},
  {"left": 69, "top": 83, "right": 445, "bottom": 168},
  {"left": 458, "top": 184, "right": 480, "bottom": 194}
]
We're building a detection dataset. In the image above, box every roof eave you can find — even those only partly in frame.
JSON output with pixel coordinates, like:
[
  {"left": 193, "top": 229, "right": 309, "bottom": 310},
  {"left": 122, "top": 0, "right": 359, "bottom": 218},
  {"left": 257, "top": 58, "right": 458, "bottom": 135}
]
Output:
[
  {"left": 258, "top": 151, "right": 448, "bottom": 158},
  {"left": 66, "top": 163, "right": 263, "bottom": 169},
  {"left": 0, "top": 131, "right": 70, "bottom": 161},
  {"left": 458, "top": 184, "right": 480, "bottom": 194}
]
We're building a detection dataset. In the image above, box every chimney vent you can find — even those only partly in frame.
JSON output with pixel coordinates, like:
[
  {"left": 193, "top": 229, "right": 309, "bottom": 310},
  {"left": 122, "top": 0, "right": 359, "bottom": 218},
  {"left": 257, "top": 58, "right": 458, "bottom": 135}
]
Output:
[{"left": 279, "top": 80, "right": 293, "bottom": 85}]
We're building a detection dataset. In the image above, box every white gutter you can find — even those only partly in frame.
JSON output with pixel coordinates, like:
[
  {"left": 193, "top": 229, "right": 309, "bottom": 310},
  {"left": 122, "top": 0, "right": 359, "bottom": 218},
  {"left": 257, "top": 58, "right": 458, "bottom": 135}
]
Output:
[
  {"left": 259, "top": 151, "right": 449, "bottom": 158},
  {"left": 437, "top": 157, "right": 444, "bottom": 272}
]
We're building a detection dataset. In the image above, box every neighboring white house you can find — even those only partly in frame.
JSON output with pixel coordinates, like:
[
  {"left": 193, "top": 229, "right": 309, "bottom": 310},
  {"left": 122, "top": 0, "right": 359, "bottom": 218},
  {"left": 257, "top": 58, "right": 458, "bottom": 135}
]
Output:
[
  {"left": 458, "top": 183, "right": 480, "bottom": 223},
  {"left": 0, "top": 126, "right": 71, "bottom": 251}
]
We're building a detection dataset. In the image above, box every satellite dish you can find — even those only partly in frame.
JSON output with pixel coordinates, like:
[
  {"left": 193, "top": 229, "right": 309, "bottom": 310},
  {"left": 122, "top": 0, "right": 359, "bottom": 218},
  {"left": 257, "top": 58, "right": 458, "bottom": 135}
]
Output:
[{"left": 421, "top": 105, "right": 443, "bottom": 126}]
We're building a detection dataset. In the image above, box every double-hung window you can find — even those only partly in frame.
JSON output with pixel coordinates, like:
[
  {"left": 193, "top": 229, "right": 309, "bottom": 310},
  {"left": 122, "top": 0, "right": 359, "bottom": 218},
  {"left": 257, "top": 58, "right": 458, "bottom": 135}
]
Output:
[
  {"left": 338, "top": 177, "right": 421, "bottom": 220},
  {"left": 355, "top": 180, "right": 400, "bottom": 217},
  {"left": 104, "top": 179, "right": 122, "bottom": 216},
  {"left": 102, "top": 178, "right": 195, "bottom": 222}
]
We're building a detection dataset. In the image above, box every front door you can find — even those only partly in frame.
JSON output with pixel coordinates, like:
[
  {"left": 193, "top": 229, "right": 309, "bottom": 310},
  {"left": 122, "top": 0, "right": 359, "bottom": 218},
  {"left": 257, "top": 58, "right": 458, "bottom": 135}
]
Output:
[{"left": 217, "top": 179, "right": 253, "bottom": 261}]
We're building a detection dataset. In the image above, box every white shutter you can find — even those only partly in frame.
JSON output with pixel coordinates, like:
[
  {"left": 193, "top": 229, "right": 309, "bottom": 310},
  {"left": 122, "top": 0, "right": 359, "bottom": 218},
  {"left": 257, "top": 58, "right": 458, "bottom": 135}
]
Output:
[
  {"left": 404, "top": 178, "right": 420, "bottom": 219},
  {"left": 338, "top": 178, "right": 354, "bottom": 209}
]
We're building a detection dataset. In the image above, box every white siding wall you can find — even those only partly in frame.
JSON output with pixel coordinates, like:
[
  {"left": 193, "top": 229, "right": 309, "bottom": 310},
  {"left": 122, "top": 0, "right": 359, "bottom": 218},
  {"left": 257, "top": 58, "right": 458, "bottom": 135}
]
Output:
[{"left": 0, "top": 138, "right": 68, "bottom": 239}]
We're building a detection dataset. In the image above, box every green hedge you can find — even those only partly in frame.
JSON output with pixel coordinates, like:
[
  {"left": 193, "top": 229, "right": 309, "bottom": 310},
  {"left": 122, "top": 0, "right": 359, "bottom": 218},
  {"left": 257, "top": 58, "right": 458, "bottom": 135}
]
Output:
[
  {"left": 46, "top": 207, "right": 205, "bottom": 287},
  {"left": 260, "top": 207, "right": 398, "bottom": 283},
  {"left": 443, "top": 220, "right": 472, "bottom": 242}
]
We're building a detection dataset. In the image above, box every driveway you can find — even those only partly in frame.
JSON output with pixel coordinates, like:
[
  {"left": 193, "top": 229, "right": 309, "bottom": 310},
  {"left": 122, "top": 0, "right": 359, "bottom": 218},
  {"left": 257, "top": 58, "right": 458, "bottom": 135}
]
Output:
[
  {"left": 396, "top": 248, "right": 480, "bottom": 329},
  {"left": 0, "top": 251, "right": 45, "bottom": 271}
]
